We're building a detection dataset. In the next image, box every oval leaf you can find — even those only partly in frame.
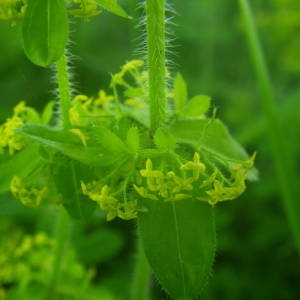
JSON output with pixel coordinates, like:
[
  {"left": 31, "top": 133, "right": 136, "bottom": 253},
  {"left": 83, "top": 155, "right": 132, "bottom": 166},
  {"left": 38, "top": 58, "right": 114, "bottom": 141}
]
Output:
[
  {"left": 138, "top": 199, "right": 216, "bottom": 298},
  {"left": 22, "top": 0, "right": 68, "bottom": 67}
]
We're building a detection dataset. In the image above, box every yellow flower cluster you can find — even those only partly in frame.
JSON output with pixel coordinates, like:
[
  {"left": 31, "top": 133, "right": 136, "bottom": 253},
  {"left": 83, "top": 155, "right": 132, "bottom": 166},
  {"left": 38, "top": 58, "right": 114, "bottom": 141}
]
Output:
[
  {"left": 0, "top": 0, "right": 26, "bottom": 22},
  {"left": 10, "top": 176, "right": 47, "bottom": 208},
  {"left": 111, "top": 60, "right": 145, "bottom": 86},
  {"left": 81, "top": 181, "right": 147, "bottom": 221},
  {"left": 0, "top": 231, "right": 54, "bottom": 284},
  {"left": 134, "top": 152, "right": 255, "bottom": 206},
  {"left": 69, "top": 90, "right": 114, "bottom": 126},
  {"left": 68, "top": 0, "right": 100, "bottom": 19},
  {"left": 0, "top": 101, "right": 27, "bottom": 155}
]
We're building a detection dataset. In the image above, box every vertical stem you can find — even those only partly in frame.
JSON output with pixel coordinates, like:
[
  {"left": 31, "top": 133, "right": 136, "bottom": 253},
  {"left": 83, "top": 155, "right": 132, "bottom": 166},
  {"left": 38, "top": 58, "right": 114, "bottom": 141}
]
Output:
[
  {"left": 47, "top": 206, "right": 71, "bottom": 297},
  {"left": 131, "top": 239, "right": 151, "bottom": 300},
  {"left": 146, "top": 0, "right": 167, "bottom": 133},
  {"left": 238, "top": 0, "right": 300, "bottom": 254},
  {"left": 56, "top": 51, "right": 72, "bottom": 129}
]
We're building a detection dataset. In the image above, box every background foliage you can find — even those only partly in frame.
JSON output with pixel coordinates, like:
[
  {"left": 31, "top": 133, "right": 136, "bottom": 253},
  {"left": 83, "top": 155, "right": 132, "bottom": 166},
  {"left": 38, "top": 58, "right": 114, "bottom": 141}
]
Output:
[{"left": 1, "top": 0, "right": 300, "bottom": 299}]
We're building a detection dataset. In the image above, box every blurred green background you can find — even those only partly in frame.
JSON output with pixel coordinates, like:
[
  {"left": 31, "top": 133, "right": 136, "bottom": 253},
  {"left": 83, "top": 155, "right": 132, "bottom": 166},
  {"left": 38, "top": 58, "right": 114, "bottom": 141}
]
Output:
[{"left": 1, "top": 0, "right": 300, "bottom": 299}]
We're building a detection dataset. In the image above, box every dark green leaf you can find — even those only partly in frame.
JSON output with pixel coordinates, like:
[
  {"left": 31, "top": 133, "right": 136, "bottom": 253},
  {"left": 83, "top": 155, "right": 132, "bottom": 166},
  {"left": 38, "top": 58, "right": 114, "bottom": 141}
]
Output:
[
  {"left": 54, "top": 160, "right": 96, "bottom": 220},
  {"left": 138, "top": 199, "right": 216, "bottom": 298},
  {"left": 0, "top": 145, "right": 43, "bottom": 194},
  {"left": 75, "top": 229, "right": 123, "bottom": 264},
  {"left": 22, "top": 0, "right": 68, "bottom": 67}
]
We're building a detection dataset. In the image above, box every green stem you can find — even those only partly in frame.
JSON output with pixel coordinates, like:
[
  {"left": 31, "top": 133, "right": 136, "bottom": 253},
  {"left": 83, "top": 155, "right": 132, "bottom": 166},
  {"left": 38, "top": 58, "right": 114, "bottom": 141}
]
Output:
[
  {"left": 238, "top": 0, "right": 300, "bottom": 254},
  {"left": 146, "top": 0, "right": 167, "bottom": 133},
  {"left": 131, "top": 239, "right": 151, "bottom": 300},
  {"left": 47, "top": 205, "right": 71, "bottom": 297},
  {"left": 56, "top": 51, "right": 72, "bottom": 129}
]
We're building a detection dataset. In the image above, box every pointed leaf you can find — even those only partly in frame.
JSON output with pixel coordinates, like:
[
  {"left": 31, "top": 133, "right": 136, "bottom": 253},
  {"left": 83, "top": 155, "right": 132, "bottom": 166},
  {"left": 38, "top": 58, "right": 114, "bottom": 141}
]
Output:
[
  {"left": 94, "top": 0, "right": 132, "bottom": 19},
  {"left": 138, "top": 199, "right": 216, "bottom": 298},
  {"left": 170, "top": 118, "right": 249, "bottom": 161},
  {"left": 17, "top": 125, "right": 129, "bottom": 167},
  {"left": 174, "top": 73, "right": 188, "bottom": 113},
  {"left": 181, "top": 95, "right": 211, "bottom": 117},
  {"left": 22, "top": 0, "right": 68, "bottom": 67}
]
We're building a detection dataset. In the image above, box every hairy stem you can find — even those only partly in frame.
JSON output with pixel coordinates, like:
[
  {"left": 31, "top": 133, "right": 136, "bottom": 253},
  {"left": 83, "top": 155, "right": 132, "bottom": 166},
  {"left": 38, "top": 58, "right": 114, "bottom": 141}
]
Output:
[
  {"left": 56, "top": 50, "right": 72, "bottom": 129},
  {"left": 238, "top": 0, "right": 300, "bottom": 254},
  {"left": 47, "top": 206, "right": 71, "bottom": 297},
  {"left": 146, "top": 0, "right": 167, "bottom": 132},
  {"left": 131, "top": 239, "right": 151, "bottom": 300}
]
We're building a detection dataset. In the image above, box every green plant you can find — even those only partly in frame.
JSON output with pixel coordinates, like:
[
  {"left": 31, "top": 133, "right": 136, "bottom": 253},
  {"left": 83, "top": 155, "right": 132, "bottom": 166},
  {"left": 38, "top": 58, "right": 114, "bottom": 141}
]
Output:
[{"left": 0, "top": 0, "right": 256, "bottom": 299}]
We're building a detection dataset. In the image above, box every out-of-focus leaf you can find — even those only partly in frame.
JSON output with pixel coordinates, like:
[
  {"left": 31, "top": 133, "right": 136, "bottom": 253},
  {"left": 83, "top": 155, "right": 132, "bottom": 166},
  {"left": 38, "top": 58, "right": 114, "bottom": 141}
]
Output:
[
  {"left": 22, "top": 0, "right": 68, "bottom": 66},
  {"left": 181, "top": 95, "right": 211, "bottom": 117},
  {"left": 94, "top": 0, "right": 132, "bottom": 19},
  {"left": 0, "top": 145, "right": 43, "bottom": 194},
  {"left": 126, "top": 127, "right": 140, "bottom": 153},
  {"left": 154, "top": 127, "right": 176, "bottom": 152},
  {"left": 75, "top": 229, "right": 123, "bottom": 264},
  {"left": 174, "top": 73, "right": 188, "bottom": 113}
]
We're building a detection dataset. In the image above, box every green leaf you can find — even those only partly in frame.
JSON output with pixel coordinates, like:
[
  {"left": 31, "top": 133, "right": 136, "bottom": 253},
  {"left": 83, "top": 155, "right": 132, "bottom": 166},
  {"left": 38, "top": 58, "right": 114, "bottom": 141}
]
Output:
[
  {"left": 181, "top": 95, "right": 211, "bottom": 117},
  {"left": 174, "top": 73, "right": 188, "bottom": 114},
  {"left": 94, "top": 0, "right": 132, "bottom": 19},
  {"left": 22, "top": 0, "right": 68, "bottom": 67},
  {"left": 75, "top": 229, "right": 123, "bottom": 264},
  {"left": 54, "top": 160, "right": 96, "bottom": 220},
  {"left": 154, "top": 128, "right": 176, "bottom": 152},
  {"left": 0, "top": 145, "right": 44, "bottom": 194},
  {"left": 17, "top": 125, "right": 129, "bottom": 167},
  {"left": 138, "top": 199, "right": 216, "bottom": 298},
  {"left": 126, "top": 127, "right": 140, "bottom": 153},
  {"left": 170, "top": 118, "right": 249, "bottom": 161},
  {"left": 41, "top": 101, "right": 55, "bottom": 124}
]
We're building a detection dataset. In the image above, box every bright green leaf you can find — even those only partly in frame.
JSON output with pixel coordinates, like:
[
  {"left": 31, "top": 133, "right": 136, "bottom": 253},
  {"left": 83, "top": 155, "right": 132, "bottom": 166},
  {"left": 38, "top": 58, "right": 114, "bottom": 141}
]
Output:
[
  {"left": 154, "top": 127, "right": 176, "bottom": 152},
  {"left": 181, "top": 95, "right": 211, "bottom": 117},
  {"left": 174, "top": 73, "right": 188, "bottom": 114},
  {"left": 94, "top": 0, "right": 132, "bottom": 19},
  {"left": 22, "top": 0, "right": 68, "bottom": 67},
  {"left": 138, "top": 199, "right": 216, "bottom": 299},
  {"left": 126, "top": 127, "right": 140, "bottom": 153}
]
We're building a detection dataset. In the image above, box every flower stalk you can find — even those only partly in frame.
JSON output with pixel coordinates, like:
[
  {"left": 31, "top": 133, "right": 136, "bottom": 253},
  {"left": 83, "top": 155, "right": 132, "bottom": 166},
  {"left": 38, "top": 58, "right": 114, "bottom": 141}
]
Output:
[{"left": 146, "top": 0, "right": 167, "bottom": 133}]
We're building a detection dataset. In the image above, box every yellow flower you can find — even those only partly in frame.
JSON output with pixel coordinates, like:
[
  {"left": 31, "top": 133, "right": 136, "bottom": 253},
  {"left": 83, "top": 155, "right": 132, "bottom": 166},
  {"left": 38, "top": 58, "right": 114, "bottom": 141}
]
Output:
[{"left": 10, "top": 176, "right": 47, "bottom": 208}]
